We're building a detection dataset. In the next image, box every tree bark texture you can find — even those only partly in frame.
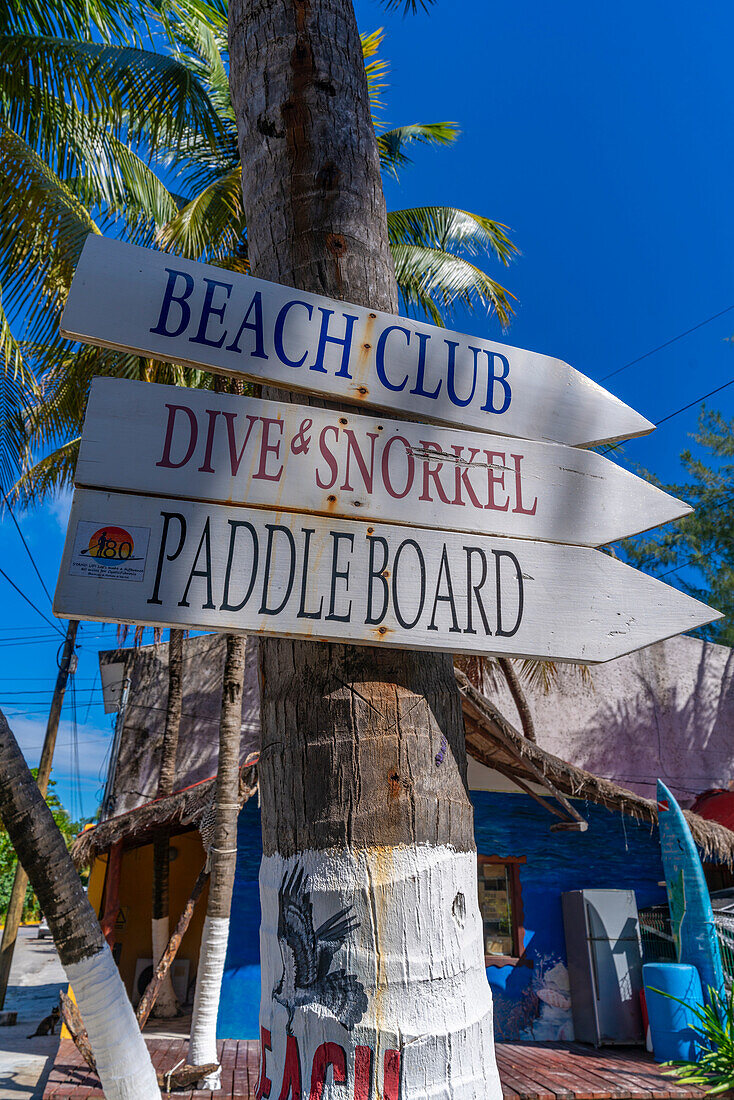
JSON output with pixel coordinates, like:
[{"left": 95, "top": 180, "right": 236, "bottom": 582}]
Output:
[
  {"left": 0, "top": 708, "right": 160, "bottom": 1100},
  {"left": 497, "top": 657, "right": 536, "bottom": 742},
  {"left": 188, "top": 633, "right": 246, "bottom": 1086},
  {"left": 151, "top": 627, "right": 184, "bottom": 1017},
  {"left": 0, "top": 618, "right": 79, "bottom": 1010},
  {"left": 229, "top": 2, "right": 501, "bottom": 1096}
]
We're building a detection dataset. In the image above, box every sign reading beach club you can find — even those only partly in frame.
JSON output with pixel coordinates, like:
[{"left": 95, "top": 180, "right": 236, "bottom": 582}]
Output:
[
  {"left": 61, "top": 236, "right": 653, "bottom": 447},
  {"left": 53, "top": 488, "right": 718, "bottom": 662},
  {"left": 76, "top": 378, "right": 688, "bottom": 548}
]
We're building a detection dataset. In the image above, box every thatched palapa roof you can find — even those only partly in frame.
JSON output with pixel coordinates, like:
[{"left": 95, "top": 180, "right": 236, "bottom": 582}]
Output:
[{"left": 456, "top": 669, "right": 734, "bottom": 866}]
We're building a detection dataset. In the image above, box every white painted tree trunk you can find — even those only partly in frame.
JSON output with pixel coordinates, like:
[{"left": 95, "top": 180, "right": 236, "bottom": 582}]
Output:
[
  {"left": 66, "top": 949, "right": 161, "bottom": 1100},
  {"left": 257, "top": 847, "right": 501, "bottom": 1099},
  {"left": 188, "top": 914, "right": 230, "bottom": 1083},
  {"left": 151, "top": 916, "right": 178, "bottom": 1017},
  {"left": 0, "top": 707, "right": 161, "bottom": 1100}
]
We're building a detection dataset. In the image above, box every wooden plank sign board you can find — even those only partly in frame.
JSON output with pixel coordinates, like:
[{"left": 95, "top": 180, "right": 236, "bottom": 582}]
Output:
[
  {"left": 53, "top": 488, "right": 720, "bottom": 663},
  {"left": 78, "top": 377, "right": 690, "bottom": 547},
  {"left": 61, "top": 236, "right": 653, "bottom": 447}
]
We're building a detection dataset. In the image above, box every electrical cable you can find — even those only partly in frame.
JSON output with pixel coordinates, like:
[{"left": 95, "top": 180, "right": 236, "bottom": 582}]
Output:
[
  {"left": 602, "top": 375, "right": 734, "bottom": 456},
  {"left": 0, "top": 566, "right": 64, "bottom": 635},
  {"left": 0, "top": 484, "right": 54, "bottom": 605},
  {"left": 600, "top": 303, "right": 734, "bottom": 382}
]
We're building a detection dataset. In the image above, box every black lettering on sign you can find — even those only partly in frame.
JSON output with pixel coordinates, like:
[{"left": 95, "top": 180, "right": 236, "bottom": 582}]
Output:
[
  {"left": 326, "top": 532, "right": 354, "bottom": 622},
  {"left": 392, "top": 539, "right": 426, "bottom": 630},
  {"left": 463, "top": 547, "right": 492, "bottom": 636},
  {"left": 297, "top": 528, "right": 324, "bottom": 620},
  {"left": 427, "top": 545, "right": 461, "bottom": 633},
  {"left": 365, "top": 535, "right": 389, "bottom": 625},
  {"left": 179, "top": 517, "right": 214, "bottom": 609},
  {"left": 258, "top": 525, "right": 297, "bottom": 615},
  {"left": 220, "top": 520, "right": 259, "bottom": 612},
  {"left": 148, "top": 511, "right": 187, "bottom": 605},
  {"left": 493, "top": 548, "right": 524, "bottom": 637}
]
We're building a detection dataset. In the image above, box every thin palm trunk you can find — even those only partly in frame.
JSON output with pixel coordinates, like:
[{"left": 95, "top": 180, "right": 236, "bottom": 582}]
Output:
[
  {"left": 188, "top": 633, "right": 246, "bottom": 1087},
  {"left": 228, "top": 2, "right": 501, "bottom": 1095},
  {"left": 151, "top": 627, "right": 184, "bottom": 1017},
  {"left": 498, "top": 657, "right": 537, "bottom": 742},
  {"left": 0, "top": 707, "right": 160, "bottom": 1100}
]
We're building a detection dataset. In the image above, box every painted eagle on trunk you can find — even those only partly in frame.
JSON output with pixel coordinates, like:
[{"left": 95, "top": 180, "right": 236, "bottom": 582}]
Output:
[{"left": 272, "top": 865, "right": 368, "bottom": 1033}]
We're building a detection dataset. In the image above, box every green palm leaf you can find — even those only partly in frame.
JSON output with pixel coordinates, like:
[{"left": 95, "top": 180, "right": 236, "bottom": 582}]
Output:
[
  {"left": 156, "top": 165, "right": 245, "bottom": 260},
  {"left": 388, "top": 206, "right": 518, "bottom": 265},
  {"left": 0, "top": 35, "right": 222, "bottom": 150},
  {"left": 391, "top": 243, "right": 516, "bottom": 326},
  {"left": 378, "top": 122, "right": 459, "bottom": 177},
  {"left": 0, "top": 127, "right": 98, "bottom": 345},
  {"left": 1, "top": 0, "right": 146, "bottom": 44},
  {"left": 12, "top": 437, "right": 80, "bottom": 506}
]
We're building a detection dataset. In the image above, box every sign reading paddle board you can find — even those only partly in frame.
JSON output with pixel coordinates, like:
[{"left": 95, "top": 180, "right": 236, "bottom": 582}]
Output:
[
  {"left": 60, "top": 236, "right": 653, "bottom": 448},
  {"left": 53, "top": 488, "right": 719, "bottom": 663},
  {"left": 77, "top": 377, "right": 689, "bottom": 547}
]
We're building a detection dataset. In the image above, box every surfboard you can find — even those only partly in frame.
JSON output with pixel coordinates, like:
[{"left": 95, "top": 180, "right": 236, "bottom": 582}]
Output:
[{"left": 657, "top": 780, "right": 726, "bottom": 1003}]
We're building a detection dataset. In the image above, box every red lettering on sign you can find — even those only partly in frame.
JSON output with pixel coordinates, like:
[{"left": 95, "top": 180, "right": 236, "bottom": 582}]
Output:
[
  {"left": 382, "top": 435, "right": 414, "bottom": 500},
  {"left": 315, "top": 425, "right": 339, "bottom": 490},
  {"left": 223, "top": 411, "right": 259, "bottom": 476},
  {"left": 383, "top": 1050, "right": 401, "bottom": 1100},
  {"left": 277, "top": 1034, "right": 302, "bottom": 1100},
  {"left": 156, "top": 403, "right": 198, "bottom": 469},
  {"left": 341, "top": 429, "right": 378, "bottom": 493},
  {"left": 198, "top": 408, "right": 222, "bottom": 473},
  {"left": 308, "top": 1042, "right": 346, "bottom": 1099},
  {"left": 484, "top": 450, "right": 510, "bottom": 512},
  {"left": 254, "top": 417, "right": 285, "bottom": 482},
  {"left": 353, "top": 1046, "right": 372, "bottom": 1100},
  {"left": 451, "top": 445, "right": 483, "bottom": 508},
  {"left": 511, "top": 453, "right": 538, "bottom": 515},
  {"left": 418, "top": 440, "right": 451, "bottom": 504},
  {"left": 255, "top": 1026, "right": 272, "bottom": 1099}
]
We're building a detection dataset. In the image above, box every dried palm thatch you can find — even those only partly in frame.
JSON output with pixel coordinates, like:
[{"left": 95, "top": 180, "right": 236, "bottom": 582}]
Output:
[
  {"left": 72, "top": 763, "right": 258, "bottom": 868},
  {"left": 455, "top": 668, "right": 734, "bottom": 866}
]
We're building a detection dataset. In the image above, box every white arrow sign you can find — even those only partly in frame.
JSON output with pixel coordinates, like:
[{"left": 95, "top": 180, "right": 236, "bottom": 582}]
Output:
[
  {"left": 53, "top": 489, "right": 719, "bottom": 663},
  {"left": 77, "top": 377, "right": 689, "bottom": 547},
  {"left": 61, "top": 236, "right": 653, "bottom": 447}
]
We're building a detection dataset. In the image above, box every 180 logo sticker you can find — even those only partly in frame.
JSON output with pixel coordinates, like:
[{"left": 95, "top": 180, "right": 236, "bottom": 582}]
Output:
[{"left": 70, "top": 521, "right": 150, "bottom": 581}]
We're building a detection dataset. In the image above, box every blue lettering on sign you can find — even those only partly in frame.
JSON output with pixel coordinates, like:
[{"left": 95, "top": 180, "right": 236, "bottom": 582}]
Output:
[
  {"left": 409, "top": 332, "right": 441, "bottom": 400},
  {"left": 481, "top": 351, "right": 512, "bottom": 414},
  {"left": 375, "top": 325, "right": 411, "bottom": 392},
  {"left": 309, "top": 308, "right": 359, "bottom": 378},
  {"left": 150, "top": 269, "right": 195, "bottom": 338},
  {"left": 190, "top": 277, "right": 233, "bottom": 349},
  {"left": 273, "top": 300, "right": 314, "bottom": 368}
]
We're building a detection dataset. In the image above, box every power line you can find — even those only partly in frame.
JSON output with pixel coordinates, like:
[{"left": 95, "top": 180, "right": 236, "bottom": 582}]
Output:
[
  {"left": 0, "top": 485, "right": 54, "bottom": 606},
  {"left": 603, "top": 375, "right": 734, "bottom": 456},
  {"left": 601, "top": 303, "right": 734, "bottom": 382},
  {"left": 0, "top": 567, "right": 64, "bottom": 636}
]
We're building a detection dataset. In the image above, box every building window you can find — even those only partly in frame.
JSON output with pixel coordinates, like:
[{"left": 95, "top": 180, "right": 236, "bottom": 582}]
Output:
[{"left": 477, "top": 855, "right": 527, "bottom": 967}]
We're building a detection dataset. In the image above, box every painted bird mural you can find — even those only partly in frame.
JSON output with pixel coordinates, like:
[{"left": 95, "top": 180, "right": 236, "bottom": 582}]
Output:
[{"left": 272, "top": 865, "right": 368, "bottom": 1033}]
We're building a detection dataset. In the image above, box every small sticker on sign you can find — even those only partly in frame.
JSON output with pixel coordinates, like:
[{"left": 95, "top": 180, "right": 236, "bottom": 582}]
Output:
[{"left": 69, "top": 521, "right": 150, "bottom": 581}]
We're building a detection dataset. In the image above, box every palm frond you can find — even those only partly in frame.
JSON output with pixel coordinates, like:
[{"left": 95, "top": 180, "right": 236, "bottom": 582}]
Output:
[
  {"left": 0, "top": 126, "right": 98, "bottom": 345},
  {"left": 378, "top": 122, "right": 458, "bottom": 176},
  {"left": 391, "top": 243, "right": 516, "bottom": 327},
  {"left": 377, "top": 0, "right": 436, "bottom": 13},
  {"left": 0, "top": 35, "right": 223, "bottom": 151},
  {"left": 12, "top": 437, "right": 80, "bottom": 507},
  {"left": 156, "top": 165, "right": 245, "bottom": 260},
  {"left": 361, "top": 29, "right": 389, "bottom": 115},
  {"left": 0, "top": 0, "right": 145, "bottom": 44},
  {"left": 72, "top": 135, "right": 180, "bottom": 231},
  {"left": 388, "top": 206, "right": 518, "bottom": 265},
  {"left": 0, "top": 288, "right": 38, "bottom": 489}
]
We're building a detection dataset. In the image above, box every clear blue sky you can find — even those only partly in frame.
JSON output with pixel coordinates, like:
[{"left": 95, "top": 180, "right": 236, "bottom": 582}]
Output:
[{"left": 2, "top": 0, "right": 733, "bottom": 818}]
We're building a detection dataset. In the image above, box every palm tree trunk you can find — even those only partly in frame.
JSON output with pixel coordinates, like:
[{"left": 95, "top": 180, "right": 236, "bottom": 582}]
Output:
[
  {"left": 0, "top": 707, "right": 160, "bottom": 1100},
  {"left": 228, "top": 2, "right": 502, "bottom": 1096},
  {"left": 498, "top": 657, "right": 537, "bottom": 742},
  {"left": 151, "top": 627, "right": 184, "bottom": 1018},
  {"left": 188, "top": 633, "right": 246, "bottom": 1087}
]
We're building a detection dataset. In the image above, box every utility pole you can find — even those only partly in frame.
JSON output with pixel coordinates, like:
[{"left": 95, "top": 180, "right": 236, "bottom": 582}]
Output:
[{"left": 0, "top": 618, "right": 79, "bottom": 1009}]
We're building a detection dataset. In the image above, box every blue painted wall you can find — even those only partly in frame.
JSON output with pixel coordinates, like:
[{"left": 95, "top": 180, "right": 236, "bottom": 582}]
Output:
[{"left": 217, "top": 791, "right": 667, "bottom": 1041}]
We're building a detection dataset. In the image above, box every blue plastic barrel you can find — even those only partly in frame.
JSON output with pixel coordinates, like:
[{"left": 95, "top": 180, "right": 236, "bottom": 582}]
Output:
[{"left": 643, "top": 963, "right": 703, "bottom": 1063}]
